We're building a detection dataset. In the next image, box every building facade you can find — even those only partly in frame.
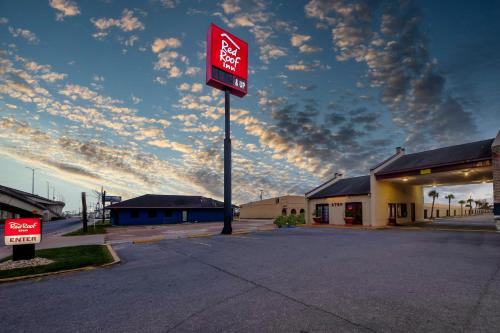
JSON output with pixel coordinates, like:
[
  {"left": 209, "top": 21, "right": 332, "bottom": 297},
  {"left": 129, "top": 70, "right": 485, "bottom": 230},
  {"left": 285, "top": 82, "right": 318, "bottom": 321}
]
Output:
[
  {"left": 306, "top": 131, "right": 500, "bottom": 227},
  {"left": 239, "top": 195, "right": 305, "bottom": 219},
  {"left": 107, "top": 194, "right": 225, "bottom": 225}
]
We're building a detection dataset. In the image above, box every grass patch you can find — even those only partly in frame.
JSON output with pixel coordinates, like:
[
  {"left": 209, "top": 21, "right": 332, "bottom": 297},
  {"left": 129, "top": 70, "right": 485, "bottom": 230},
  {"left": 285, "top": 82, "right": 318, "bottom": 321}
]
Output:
[
  {"left": 63, "top": 222, "right": 111, "bottom": 236},
  {"left": 0, "top": 245, "right": 114, "bottom": 279}
]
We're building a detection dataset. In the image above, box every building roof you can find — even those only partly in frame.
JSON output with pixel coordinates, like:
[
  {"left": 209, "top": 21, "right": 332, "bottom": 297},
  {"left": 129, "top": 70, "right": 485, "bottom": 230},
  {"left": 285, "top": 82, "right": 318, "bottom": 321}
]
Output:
[
  {"left": 375, "top": 138, "right": 494, "bottom": 176},
  {"left": 106, "top": 195, "right": 225, "bottom": 209},
  {"left": 307, "top": 175, "right": 370, "bottom": 199}
]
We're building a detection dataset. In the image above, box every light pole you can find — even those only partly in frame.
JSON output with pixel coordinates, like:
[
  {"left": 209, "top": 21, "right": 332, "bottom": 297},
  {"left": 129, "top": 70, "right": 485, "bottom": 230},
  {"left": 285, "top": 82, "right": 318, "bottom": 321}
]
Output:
[
  {"left": 25, "top": 167, "right": 37, "bottom": 194},
  {"left": 260, "top": 189, "right": 263, "bottom": 201}
]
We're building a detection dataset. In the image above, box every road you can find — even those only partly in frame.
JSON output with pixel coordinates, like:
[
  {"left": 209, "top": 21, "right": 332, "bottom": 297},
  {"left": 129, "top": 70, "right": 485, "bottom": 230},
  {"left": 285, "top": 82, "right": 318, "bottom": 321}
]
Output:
[
  {"left": 2, "top": 227, "right": 500, "bottom": 332},
  {"left": 412, "top": 214, "right": 496, "bottom": 231}
]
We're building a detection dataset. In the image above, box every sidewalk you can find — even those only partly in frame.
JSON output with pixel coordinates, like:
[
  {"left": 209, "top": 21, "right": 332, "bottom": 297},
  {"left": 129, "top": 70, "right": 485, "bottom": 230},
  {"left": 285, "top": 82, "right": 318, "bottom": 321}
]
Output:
[{"left": 105, "top": 219, "right": 275, "bottom": 244}]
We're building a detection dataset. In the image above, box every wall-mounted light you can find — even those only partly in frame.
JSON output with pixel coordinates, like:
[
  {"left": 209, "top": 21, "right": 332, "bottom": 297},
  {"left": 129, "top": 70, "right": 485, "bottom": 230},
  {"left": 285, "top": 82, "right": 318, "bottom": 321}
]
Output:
[{"left": 402, "top": 177, "right": 408, "bottom": 182}]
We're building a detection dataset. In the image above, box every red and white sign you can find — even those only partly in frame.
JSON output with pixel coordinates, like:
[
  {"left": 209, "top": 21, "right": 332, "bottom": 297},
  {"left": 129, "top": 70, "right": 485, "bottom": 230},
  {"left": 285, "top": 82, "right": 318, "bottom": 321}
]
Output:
[
  {"left": 206, "top": 23, "right": 248, "bottom": 97},
  {"left": 4, "top": 218, "right": 42, "bottom": 245}
]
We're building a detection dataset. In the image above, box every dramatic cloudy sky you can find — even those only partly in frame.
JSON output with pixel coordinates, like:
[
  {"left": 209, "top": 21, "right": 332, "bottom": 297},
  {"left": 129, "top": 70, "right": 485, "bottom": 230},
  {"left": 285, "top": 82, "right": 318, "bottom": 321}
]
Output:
[{"left": 0, "top": 0, "right": 498, "bottom": 211}]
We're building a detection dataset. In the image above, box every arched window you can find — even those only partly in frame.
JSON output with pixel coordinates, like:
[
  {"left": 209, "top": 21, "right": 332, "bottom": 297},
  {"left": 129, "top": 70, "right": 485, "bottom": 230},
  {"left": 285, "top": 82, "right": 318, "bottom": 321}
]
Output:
[
  {"left": 299, "top": 209, "right": 305, "bottom": 214},
  {"left": 282, "top": 208, "right": 287, "bottom": 216},
  {"left": 291, "top": 209, "right": 296, "bottom": 215}
]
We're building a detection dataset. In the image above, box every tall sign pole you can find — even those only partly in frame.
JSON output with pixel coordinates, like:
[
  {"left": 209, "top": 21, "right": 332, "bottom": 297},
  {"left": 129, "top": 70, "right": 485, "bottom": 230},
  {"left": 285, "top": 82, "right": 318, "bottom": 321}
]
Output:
[
  {"left": 206, "top": 23, "right": 248, "bottom": 235},
  {"left": 222, "top": 88, "right": 232, "bottom": 234}
]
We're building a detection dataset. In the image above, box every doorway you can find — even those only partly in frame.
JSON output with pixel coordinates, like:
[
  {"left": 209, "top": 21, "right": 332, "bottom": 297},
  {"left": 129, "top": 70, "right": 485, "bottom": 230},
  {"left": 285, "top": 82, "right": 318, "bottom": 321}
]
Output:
[
  {"left": 182, "top": 210, "right": 188, "bottom": 222},
  {"left": 345, "top": 202, "right": 363, "bottom": 225},
  {"left": 315, "top": 204, "right": 329, "bottom": 224},
  {"left": 411, "top": 203, "right": 415, "bottom": 222}
]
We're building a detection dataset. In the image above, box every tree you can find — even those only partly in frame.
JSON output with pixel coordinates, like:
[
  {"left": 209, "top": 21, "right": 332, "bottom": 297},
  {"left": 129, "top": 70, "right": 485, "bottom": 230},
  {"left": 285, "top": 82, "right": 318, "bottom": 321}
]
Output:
[
  {"left": 466, "top": 198, "right": 474, "bottom": 215},
  {"left": 444, "top": 194, "right": 455, "bottom": 217},
  {"left": 458, "top": 200, "right": 466, "bottom": 216},
  {"left": 474, "top": 200, "right": 482, "bottom": 214},
  {"left": 428, "top": 190, "right": 439, "bottom": 219}
]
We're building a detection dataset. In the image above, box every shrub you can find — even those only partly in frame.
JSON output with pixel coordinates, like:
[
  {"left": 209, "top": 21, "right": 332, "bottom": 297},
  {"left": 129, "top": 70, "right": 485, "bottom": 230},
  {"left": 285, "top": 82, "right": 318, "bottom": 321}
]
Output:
[
  {"left": 274, "top": 215, "right": 287, "bottom": 228},
  {"left": 297, "top": 213, "right": 305, "bottom": 225}
]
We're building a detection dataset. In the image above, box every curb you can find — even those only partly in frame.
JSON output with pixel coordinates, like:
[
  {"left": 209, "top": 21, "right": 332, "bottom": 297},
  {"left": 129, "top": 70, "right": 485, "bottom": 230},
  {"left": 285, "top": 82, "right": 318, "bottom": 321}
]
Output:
[
  {"left": 132, "top": 236, "right": 166, "bottom": 244},
  {"left": 0, "top": 244, "right": 121, "bottom": 284}
]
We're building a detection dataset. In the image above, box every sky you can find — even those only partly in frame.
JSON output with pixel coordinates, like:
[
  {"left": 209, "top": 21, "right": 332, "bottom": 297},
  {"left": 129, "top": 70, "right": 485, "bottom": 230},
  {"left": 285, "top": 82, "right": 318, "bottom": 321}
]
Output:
[{"left": 0, "top": 0, "right": 499, "bottom": 212}]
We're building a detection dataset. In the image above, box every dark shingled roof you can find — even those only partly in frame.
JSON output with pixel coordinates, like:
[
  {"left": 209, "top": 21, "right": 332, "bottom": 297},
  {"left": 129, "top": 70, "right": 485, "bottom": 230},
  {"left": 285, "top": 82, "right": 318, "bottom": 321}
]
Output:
[
  {"left": 308, "top": 175, "right": 370, "bottom": 199},
  {"left": 107, "top": 195, "right": 224, "bottom": 209},
  {"left": 376, "top": 138, "right": 494, "bottom": 175}
]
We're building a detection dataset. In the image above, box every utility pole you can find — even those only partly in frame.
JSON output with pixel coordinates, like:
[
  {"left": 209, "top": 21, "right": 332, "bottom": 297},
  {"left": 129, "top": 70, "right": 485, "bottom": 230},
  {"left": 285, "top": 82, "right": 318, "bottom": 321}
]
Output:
[
  {"left": 25, "top": 167, "right": 37, "bottom": 194},
  {"left": 46, "top": 181, "right": 50, "bottom": 199},
  {"left": 81, "top": 192, "right": 88, "bottom": 232},
  {"left": 102, "top": 189, "right": 106, "bottom": 224},
  {"left": 221, "top": 88, "right": 232, "bottom": 235},
  {"left": 260, "top": 189, "right": 263, "bottom": 201}
]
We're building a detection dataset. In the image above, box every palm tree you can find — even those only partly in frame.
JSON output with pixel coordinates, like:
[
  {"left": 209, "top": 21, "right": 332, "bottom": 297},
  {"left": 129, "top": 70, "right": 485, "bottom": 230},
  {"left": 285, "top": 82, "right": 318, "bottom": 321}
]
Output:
[
  {"left": 466, "top": 198, "right": 474, "bottom": 215},
  {"left": 428, "top": 190, "right": 439, "bottom": 219},
  {"left": 444, "top": 194, "right": 455, "bottom": 217},
  {"left": 474, "top": 200, "right": 481, "bottom": 214},
  {"left": 458, "top": 200, "right": 465, "bottom": 216}
]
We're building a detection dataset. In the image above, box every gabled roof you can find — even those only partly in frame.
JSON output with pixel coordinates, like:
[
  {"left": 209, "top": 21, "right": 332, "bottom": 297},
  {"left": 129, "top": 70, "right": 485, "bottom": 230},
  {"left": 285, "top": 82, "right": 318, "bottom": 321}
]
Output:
[
  {"left": 376, "top": 138, "right": 494, "bottom": 176},
  {"left": 107, "top": 195, "right": 225, "bottom": 209},
  {"left": 307, "top": 175, "right": 370, "bottom": 199},
  {"left": 0, "top": 184, "right": 65, "bottom": 215}
]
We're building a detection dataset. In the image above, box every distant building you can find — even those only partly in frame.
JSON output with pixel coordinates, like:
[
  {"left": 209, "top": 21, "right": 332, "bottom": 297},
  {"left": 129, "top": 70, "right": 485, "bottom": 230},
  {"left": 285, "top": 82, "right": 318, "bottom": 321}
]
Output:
[
  {"left": 239, "top": 195, "right": 305, "bottom": 219},
  {"left": 106, "top": 194, "right": 226, "bottom": 225},
  {"left": 0, "top": 184, "right": 65, "bottom": 222}
]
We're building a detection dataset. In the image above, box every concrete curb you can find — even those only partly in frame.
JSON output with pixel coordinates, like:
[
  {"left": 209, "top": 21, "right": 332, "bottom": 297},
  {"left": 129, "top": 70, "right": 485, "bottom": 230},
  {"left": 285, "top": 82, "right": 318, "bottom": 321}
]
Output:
[
  {"left": 186, "top": 227, "right": 277, "bottom": 239},
  {"left": 132, "top": 236, "right": 166, "bottom": 244},
  {"left": 0, "top": 244, "right": 121, "bottom": 284}
]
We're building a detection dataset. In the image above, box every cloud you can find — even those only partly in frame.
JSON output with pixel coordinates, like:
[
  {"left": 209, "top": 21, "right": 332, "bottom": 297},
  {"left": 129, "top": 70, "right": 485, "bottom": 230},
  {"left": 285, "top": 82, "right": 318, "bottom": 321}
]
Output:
[
  {"left": 291, "top": 34, "right": 311, "bottom": 47},
  {"left": 49, "top": 0, "right": 80, "bottom": 21},
  {"left": 92, "top": 9, "right": 145, "bottom": 33},
  {"left": 221, "top": 0, "right": 241, "bottom": 14},
  {"left": 151, "top": 37, "right": 181, "bottom": 53},
  {"left": 304, "top": 0, "right": 477, "bottom": 149},
  {"left": 286, "top": 61, "right": 311, "bottom": 72},
  {"left": 0, "top": 17, "right": 9, "bottom": 25},
  {"left": 160, "top": 0, "right": 179, "bottom": 8},
  {"left": 8, "top": 27, "right": 39, "bottom": 44}
]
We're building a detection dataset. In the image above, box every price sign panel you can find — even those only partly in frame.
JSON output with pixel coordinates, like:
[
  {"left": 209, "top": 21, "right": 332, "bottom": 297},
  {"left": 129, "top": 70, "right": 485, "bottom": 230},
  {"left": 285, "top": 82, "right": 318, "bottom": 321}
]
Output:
[{"left": 206, "top": 23, "right": 248, "bottom": 97}]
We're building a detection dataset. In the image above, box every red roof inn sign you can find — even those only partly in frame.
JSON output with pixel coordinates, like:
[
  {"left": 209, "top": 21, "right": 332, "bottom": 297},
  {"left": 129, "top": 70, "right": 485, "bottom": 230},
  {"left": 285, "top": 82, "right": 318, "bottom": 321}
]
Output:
[
  {"left": 206, "top": 23, "right": 248, "bottom": 97},
  {"left": 4, "top": 218, "right": 42, "bottom": 245}
]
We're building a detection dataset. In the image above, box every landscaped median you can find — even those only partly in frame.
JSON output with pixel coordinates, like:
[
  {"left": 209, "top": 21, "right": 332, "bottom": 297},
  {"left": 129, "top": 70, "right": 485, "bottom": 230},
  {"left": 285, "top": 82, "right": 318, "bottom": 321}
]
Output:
[
  {"left": 0, "top": 244, "right": 119, "bottom": 282},
  {"left": 63, "top": 221, "right": 111, "bottom": 236}
]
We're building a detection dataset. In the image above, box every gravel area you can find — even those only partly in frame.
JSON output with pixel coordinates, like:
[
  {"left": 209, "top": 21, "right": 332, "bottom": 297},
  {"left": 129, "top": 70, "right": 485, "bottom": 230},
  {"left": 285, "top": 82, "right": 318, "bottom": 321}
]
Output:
[{"left": 0, "top": 257, "right": 54, "bottom": 271}]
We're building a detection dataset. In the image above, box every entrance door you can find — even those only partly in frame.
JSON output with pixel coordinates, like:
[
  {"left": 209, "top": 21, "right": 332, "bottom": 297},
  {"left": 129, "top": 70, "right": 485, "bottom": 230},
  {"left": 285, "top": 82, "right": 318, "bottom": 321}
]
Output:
[
  {"left": 411, "top": 203, "right": 415, "bottom": 222},
  {"left": 346, "top": 202, "right": 363, "bottom": 225},
  {"left": 182, "top": 210, "right": 188, "bottom": 222},
  {"left": 315, "top": 204, "right": 329, "bottom": 224}
]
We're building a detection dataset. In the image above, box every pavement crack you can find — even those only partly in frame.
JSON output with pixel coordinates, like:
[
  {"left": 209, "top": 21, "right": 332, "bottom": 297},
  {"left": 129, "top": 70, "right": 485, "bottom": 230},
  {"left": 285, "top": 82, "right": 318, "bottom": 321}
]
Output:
[
  {"left": 463, "top": 256, "right": 500, "bottom": 331},
  {"left": 164, "top": 285, "right": 259, "bottom": 333},
  {"left": 164, "top": 244, "right": 377, "bottom": 333}
]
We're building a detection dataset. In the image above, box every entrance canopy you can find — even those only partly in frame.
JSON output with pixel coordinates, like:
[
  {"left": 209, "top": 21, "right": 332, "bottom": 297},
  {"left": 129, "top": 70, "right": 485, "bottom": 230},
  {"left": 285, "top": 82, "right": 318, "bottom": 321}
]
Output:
[{"left": 375, "top": 139, "right": 494, "bottom": 186}]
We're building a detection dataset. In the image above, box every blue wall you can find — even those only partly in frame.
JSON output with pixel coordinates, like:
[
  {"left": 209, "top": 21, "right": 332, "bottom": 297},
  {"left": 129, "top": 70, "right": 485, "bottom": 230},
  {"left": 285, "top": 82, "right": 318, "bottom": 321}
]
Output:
[{"left": 111, "top": 208, "right": 224, "bottom": 225}]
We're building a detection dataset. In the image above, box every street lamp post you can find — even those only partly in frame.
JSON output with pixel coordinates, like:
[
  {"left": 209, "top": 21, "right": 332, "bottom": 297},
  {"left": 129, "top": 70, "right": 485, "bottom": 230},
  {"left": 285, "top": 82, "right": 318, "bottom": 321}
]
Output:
[{"left": 25, "top": 167, "right": 37, "bottom": 194}]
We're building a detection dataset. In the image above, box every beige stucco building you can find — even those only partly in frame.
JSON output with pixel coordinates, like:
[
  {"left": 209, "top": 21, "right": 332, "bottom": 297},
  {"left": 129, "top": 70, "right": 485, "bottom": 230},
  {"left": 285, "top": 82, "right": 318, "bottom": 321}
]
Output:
[
  {"left": 239, "top": 195, "right": 305, "bottom": 219},
  {"left": 306, "top": 132, "right": 500, "bottom": 227}
]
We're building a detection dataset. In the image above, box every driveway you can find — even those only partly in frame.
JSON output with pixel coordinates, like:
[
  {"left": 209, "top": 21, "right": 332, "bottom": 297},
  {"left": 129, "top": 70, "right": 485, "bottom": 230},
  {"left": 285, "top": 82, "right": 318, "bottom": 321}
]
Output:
[
  {"left": 412, "top": 214, "right": 496, "bottom": 231},
  {"left": 105, "top": 219, "right": 275, "bottom": 243},
  {"left": 2, "top": 227, "right": 500, "bottom": 332}
]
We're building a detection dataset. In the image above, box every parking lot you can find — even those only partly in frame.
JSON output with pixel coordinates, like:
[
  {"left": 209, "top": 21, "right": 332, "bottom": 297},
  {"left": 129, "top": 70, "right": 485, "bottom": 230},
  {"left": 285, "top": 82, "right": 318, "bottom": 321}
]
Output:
[{"left": 2, "top": 227, "right": 500, "bottom": 332}]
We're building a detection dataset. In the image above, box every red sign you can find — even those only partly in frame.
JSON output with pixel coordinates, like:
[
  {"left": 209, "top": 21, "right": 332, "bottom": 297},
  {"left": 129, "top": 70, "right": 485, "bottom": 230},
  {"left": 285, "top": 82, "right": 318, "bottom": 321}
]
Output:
[
  {"left": 206, "top": 23, "right": 248, "bottom": 97},
  {"left": 4, "top": 218, "right": 42, "bottom": 245}
]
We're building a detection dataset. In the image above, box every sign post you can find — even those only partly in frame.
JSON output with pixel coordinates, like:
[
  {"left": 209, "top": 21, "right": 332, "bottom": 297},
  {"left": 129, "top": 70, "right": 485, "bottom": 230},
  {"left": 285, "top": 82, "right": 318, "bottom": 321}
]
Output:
[
  {"left": 206, "top": 23, "right": 248, "bottom": 235},
  {"left": 4, "top": 218, "right": 42, "bottom": 261}
]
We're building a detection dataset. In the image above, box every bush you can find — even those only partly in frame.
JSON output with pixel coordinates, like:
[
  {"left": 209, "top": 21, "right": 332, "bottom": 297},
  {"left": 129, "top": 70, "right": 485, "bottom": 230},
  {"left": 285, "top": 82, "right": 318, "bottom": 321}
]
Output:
[{"left": 274, "top": 214, "right": 303, "bottom": 228}]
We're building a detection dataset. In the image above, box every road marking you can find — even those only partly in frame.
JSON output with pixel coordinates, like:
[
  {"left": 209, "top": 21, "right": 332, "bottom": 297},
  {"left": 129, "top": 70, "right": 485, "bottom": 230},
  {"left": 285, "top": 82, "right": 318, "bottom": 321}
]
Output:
[{"left": 190, "top": 240, "right": 211, "bottom": 246}]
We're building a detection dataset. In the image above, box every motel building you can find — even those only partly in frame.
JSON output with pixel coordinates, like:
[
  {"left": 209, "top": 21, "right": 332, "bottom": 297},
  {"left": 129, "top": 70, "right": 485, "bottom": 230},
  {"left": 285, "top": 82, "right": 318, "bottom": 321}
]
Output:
[
  {"left": 239, "top": 195, "right": 305, "bottom": 219},
  {"left": 305, "top": 131, "right": 500, "bottom": 227}
]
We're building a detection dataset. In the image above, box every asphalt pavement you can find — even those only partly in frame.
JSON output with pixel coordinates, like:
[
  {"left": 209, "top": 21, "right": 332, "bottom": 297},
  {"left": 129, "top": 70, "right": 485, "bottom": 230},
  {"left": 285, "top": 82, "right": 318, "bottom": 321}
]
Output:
[{"left": 2, "top": 227, "right": 500, "bottom": 332}]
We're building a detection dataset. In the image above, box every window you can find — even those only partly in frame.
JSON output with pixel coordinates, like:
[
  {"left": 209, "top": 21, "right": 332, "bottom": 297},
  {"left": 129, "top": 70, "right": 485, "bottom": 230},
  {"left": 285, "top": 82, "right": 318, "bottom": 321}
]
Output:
[
  {"left": 436, "top": 210, "right": 440, "bottom": 217},
  {"left": 397, "top": 204, "right": 407, "bottom": 218},
  {"left": 291, "top": 209, "right": 296, "bottom": 215},
  {"left": 275, "top": 198, "right": 280, "bottom": 204},
  {"left": 164, "top": 209, "right": 172, "bottom": 217},
  {"left": 454, "top": 209, "right": 456, "bottom": 216},
  {"left": 282, "top": 208, "right": 287, "bottom": 216},
  {"left": 299, "top": 209, "right": 305, "bottom": 214},
  {"left": 148, "top": 209, "right": 157, "bottom": 218},
  {"left": 130, "top": 210, "right": 139, "bottom": 218},
  {"left": 424, "top": 209, "right": 428, "bottom": 219}
]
